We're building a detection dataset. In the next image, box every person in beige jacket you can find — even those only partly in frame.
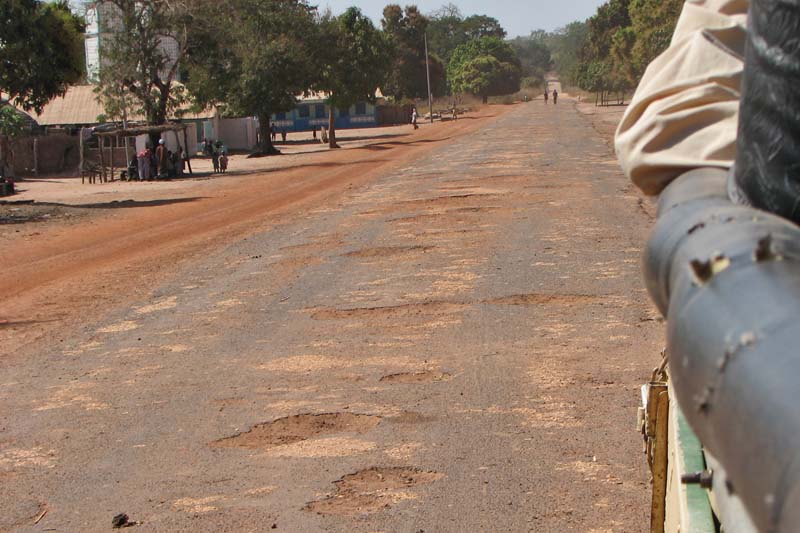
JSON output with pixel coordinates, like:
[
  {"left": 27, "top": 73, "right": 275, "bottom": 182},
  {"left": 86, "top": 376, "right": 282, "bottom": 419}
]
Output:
[{"left": 615, "top": 0, "right": 749, "bottom": 196}]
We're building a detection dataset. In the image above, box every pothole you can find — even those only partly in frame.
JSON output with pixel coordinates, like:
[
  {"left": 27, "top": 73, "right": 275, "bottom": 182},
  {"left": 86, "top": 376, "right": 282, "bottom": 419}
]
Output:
[
  {"left": 304, "top": 467, "right": 444, "bottom": 516},
  {"left": 336, "top": 467, "right": 443, "bottom": 492},
  {"left": 211, "top": 413, "right": 380, "bottom": 450},
  {"left": 485, "top": 293, "right": 608, "bottom": 306},
  {"left": 388, "top": 412, "right": 436, "bottom": 424},
  {"left": 309, "top": 301, "right": 466, "bottom": 321},
  {"left": 343, "top": 246, "right": 435, "bottom": 259},
  {"left": 380, "top": 371, "right": 451, "bottom": 384}
]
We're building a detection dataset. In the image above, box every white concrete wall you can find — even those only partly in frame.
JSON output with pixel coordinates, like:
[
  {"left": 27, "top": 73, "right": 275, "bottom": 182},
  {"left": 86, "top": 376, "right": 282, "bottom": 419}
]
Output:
[
  {"left": 133, "top": 127, "right": 198, "bottom": 155},
  {"left": 217, "top": 117, "right": 256, "bottom": 151}
]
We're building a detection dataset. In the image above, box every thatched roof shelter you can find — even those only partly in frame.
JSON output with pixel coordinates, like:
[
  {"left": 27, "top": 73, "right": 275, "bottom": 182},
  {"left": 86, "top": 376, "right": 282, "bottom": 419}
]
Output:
[{"left": 94, "top": 123, "right": 188, "bottom": 138}]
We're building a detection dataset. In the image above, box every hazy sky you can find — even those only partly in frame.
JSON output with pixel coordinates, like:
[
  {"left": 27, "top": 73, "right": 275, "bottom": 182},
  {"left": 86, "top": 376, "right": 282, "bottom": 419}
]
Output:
[
  {"left": 319, "top": 0, "right": 607, "bottom": 37},
  {"left": 70, "top": 0, "right": 605, "bottom": 37}
]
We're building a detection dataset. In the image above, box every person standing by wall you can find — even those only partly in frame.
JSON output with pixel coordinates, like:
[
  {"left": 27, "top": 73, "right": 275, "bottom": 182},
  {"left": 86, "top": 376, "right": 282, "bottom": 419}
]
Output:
[
  {"left": 155, "top": 139, "right": 167, "bottom": 178},
  {"left": 211, "top": 144, "right": 220, "bottom": 173},
  {"left": 552, "top": 89, "right": 558, "bottom": 105}
]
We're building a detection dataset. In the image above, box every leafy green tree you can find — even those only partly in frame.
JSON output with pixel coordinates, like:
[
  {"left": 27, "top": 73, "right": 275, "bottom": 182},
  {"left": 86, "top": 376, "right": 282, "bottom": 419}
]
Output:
[
  {"left": 0, "top": 0, "right": 85, "bottom": 113},
  {"left": 0, "top": 0, "right": 84, "bottom": 177},
  {"left": 426, "top": 6, "right": 507, "bottom": 69},
  {"left": 186, "top": 0, "right": 316, "bottom": 155},
  {"left": 447, "top": 36, "right": 521, "bottom": 102},
  {"left": 462, "top": 15, "right": 505, "bottom": 40},
  {"left": 0, "top": 107, "right": 26, "bottom": 139},
  {"left": 573, "top": 0, "right": 681, "bottom": 101},
  {"left": 426, "top": 3, "right": 468, "bottom": 64},
  {"left": 97, "top": 0, "right": 193, "bottom": 136},
  {"left": 313, "top": 8, "right": 392, "bottom": 149},
  {"left": 381, "top": 4, "right": 446, "bottom": 100},
  {"left": 576, "top": 0, "right": 632, "bottom": 97},
  {"left": 509, "top": 33, "right": 552, "bottom": 87},
  {"left": 628, "top": 0, "right": 682, "bottom": 77},
  {"left": 544, "top": 21, "right": 589, "bottom": 88}
]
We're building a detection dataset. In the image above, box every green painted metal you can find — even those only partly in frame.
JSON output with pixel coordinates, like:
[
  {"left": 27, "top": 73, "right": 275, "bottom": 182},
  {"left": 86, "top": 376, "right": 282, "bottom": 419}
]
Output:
[{"left": 674, "top": 405, "right": 716, "bottom": 532}]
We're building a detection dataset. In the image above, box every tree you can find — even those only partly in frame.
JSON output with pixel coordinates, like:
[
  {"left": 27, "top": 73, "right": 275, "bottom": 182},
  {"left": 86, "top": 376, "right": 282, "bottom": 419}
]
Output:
[
  {"left": 0, "top": 0, "right": 85, "bottom": 113},
  {"left": 448, "top": 36, "right": 522, "bottom": 102},
  {"left": 576, "top": 0, "right": 632, "bottom": 99},
  {"left": 545, "top": 21, "right": 589, "bottom": 88},
  {"left": 313, "top": 8, "right": 392, "bottom": 149},
  {"left": 426, "top": 3, "right": 467, "bottom": 64},
  {"left": 628, "top": 0, "right": 682, "bottom": 77},
  {"left": 96, "top": 0, "right": 193, "bottom": 144},
  {"left": 186, "top": 0, "right": 316, "bottom": 155},
  {"left": 0, "top": 107, "right": 26, "bottom": 139},
  {"left": 0, "top": 0, "right": 84, "bottom": 177},
  {"left": 381, "top": 4, "right": 446, "bottom": 100},
  {"left": 426, "top": 7, "right": 507, "bottom": 67},
  {"left": 462, "top": 15, "right": 505, "bottom": 40},
  {"left": 509, "top": 32, "right": 552, "bottom": 87}
]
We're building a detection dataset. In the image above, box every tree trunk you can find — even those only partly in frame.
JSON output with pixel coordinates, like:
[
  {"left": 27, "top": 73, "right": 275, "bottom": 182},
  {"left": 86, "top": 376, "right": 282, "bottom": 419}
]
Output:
[
  {"left": 252, "top": 113, "right": 280, "bottom": 156},
  {"left": 328, "top": 107, "right": 339, "bottom": 149},
  {"left": 0, "top": 134, "right": 13, "bottom": 179},
  {"left": 482, "top": 95, "right": 488, "bottom": 104}
]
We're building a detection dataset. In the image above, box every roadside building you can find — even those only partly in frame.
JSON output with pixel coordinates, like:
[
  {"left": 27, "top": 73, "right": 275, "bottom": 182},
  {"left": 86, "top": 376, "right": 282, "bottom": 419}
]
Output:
[
  {"left": 271, "top": 92, "right": 379, "bottom": 133},
  {"left": 84, "top": 2, "right": 180, "bottom": 83}
]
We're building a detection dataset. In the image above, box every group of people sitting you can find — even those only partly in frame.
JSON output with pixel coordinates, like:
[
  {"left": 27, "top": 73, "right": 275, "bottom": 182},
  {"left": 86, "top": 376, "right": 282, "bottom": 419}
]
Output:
[
  {"left": 123, "top": 139, "right": 186, "bottom": 181},
  {"left": 122, "top": 138, "right": 229, "bottom": 181}
]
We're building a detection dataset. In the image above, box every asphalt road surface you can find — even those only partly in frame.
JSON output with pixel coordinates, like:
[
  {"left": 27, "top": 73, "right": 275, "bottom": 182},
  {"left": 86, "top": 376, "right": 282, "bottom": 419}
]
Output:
[{"left": 1, "top": 99, "right": 663, "bottom": 532}]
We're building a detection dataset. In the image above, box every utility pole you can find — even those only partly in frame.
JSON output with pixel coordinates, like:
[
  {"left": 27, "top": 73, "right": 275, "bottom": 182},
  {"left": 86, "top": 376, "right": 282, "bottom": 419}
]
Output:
[{"left": 424, "top": 32, "right": 433, "bottom": 124}]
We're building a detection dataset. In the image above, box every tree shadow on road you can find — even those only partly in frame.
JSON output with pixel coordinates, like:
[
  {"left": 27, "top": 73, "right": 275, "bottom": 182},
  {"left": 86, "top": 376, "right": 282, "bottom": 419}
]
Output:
[{"left": 356, "top": 137, "right": 452, "bottom": 151}]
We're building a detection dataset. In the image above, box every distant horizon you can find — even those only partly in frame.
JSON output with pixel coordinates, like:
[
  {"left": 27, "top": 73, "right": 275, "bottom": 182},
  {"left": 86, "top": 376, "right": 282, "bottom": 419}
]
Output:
[
  {"left": 317, "top": 0, "right": 606, "bottom": 37},
  {"left": 69, "top": 0, "right": 606, "bottom": 38}
]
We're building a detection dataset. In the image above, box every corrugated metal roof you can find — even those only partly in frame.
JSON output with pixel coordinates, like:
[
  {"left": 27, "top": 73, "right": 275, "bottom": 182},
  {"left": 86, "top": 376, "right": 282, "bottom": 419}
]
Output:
[{"left": 18, "top": 85, "right": 215, "bottom": 126}]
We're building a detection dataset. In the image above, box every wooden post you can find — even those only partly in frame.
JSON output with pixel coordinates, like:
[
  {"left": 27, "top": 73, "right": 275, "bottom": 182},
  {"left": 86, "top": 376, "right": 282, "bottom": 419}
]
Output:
[
  {"left": 650, "top": 388, "right": 670, "bottom": 533},
  {"left": 109, "top": 135, "right": 114, "bottom": 182},
  {"left": 79, "top": 129, "right": 85, "bottom": 184},
  {"left": 32, "top": 137, "right": 39, "bottom": 177},
  {"left": 98, "top": 136, "right": 105, "bottom": 184},
  {"left": 182, "top": 126, "right": 192, "bottom": 175}
]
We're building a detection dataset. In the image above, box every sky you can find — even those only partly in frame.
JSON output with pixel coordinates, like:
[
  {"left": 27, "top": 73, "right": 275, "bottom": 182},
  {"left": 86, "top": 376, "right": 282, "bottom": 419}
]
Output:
[
  {"left": 318, "top": 0, "right": 607, "bottom": 37},
  {"left": 69, "top": 0, "right": 606, "bottom": 37}
]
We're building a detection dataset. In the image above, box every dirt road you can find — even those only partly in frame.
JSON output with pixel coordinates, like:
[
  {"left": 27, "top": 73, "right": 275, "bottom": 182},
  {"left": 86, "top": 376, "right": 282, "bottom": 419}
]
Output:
[{"left": 1, "top": 99, "right": 662, "bottom": 531}]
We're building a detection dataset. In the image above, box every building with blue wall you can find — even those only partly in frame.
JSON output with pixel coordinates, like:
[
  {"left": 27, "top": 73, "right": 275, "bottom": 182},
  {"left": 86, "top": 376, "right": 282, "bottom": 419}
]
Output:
[{"left": 271, "top": 96, "right": 377, "bottom": 133}]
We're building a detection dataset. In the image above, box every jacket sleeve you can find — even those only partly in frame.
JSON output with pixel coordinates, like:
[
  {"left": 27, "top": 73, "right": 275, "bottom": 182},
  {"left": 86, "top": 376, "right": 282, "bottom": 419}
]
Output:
[{"left": 614, "top": 0, "right": 749, "bottom": 195}]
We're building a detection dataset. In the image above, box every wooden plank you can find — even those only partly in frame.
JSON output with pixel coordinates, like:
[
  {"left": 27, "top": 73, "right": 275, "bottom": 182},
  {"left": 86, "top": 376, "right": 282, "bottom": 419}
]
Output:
[
  {"left": 80, "top": 130, "right": 85, "bottom": 184},
  {"left": 650, "top": 390, "right": 669, "bottom": 533}
]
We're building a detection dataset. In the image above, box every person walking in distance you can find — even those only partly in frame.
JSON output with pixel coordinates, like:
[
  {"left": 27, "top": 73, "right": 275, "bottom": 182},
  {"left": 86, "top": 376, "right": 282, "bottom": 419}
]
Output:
[
  {"left": 552, "top": 89, "right": 558, "bottom": 105},
  {"left": 411, "top": 108, "right": 419, "bottom": 129},
  {"left": 544, "top": 88, "right": 549, "bottom": 104}
]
